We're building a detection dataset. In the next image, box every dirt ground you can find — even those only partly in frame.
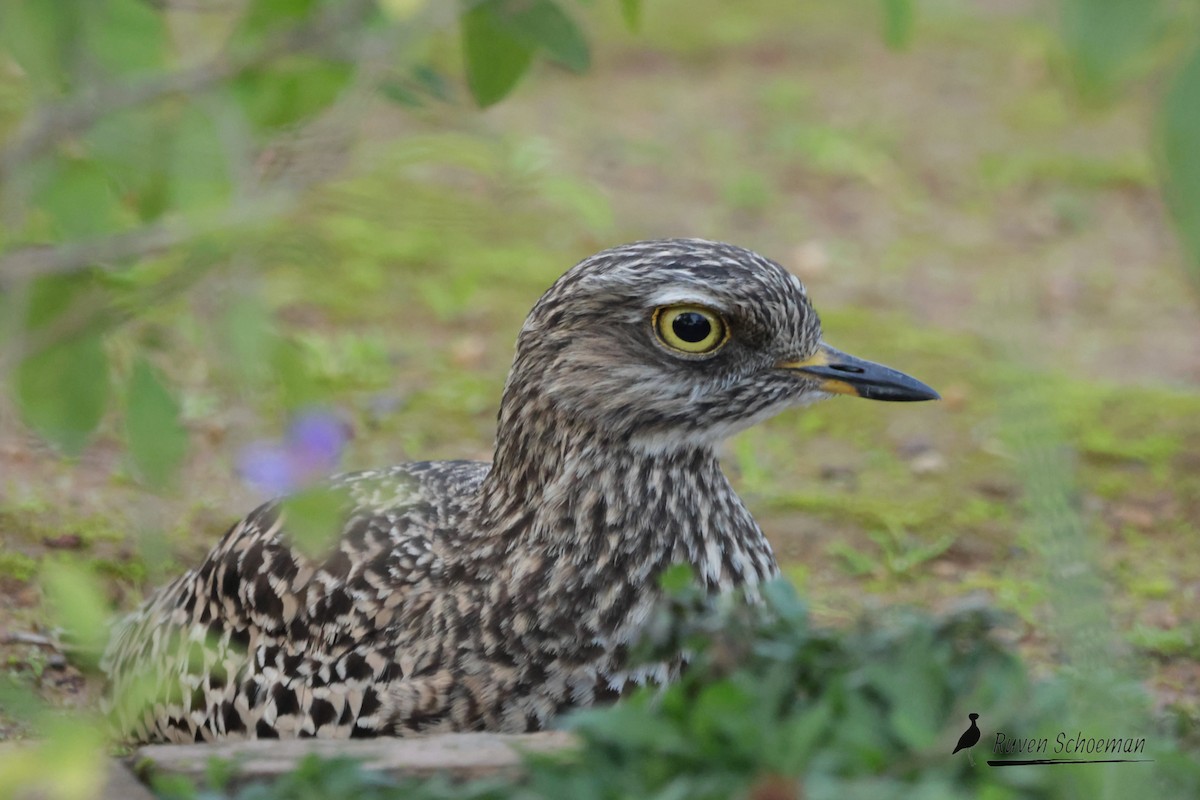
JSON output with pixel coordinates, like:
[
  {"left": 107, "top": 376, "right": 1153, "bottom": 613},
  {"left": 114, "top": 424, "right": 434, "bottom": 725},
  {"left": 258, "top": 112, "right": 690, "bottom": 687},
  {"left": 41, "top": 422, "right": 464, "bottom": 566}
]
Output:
[{"left": 2, "top": 1, "right": 1199, "bottom": 741}]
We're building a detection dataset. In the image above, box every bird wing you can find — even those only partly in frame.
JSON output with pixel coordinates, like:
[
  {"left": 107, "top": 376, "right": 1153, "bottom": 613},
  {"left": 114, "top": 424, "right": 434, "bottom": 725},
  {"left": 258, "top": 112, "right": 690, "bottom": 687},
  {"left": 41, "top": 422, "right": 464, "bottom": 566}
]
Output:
[{"left": 102, "top": 461, "right": 489, "bottom": 743}]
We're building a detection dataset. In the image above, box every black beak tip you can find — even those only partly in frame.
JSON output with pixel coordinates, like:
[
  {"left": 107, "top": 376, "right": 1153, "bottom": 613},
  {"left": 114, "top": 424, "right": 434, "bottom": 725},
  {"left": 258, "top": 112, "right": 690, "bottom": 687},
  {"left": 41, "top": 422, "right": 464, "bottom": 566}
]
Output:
[{"left": 857, "top": 381, "right": 940, "bottom": 402}]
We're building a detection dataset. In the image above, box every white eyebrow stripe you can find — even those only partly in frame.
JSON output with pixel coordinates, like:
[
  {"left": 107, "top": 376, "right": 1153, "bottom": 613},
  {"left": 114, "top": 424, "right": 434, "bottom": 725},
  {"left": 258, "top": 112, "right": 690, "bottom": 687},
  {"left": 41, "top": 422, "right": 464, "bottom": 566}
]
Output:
[{"left": 645, "top": 288, "right": 727, "bottom": 310}]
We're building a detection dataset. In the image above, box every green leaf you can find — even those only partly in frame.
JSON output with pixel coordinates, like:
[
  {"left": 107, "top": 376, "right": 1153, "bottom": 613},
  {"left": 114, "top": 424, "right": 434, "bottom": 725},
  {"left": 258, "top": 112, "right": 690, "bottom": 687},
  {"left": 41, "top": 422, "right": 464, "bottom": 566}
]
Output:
[
  {"left": 272, "top": 337, "right": 321, "bottom": 409},
  {"left": 882, "top": 635, "right": 945, "bottom": 750},
  {"left": 0, "top": 0, "right": 82, "bottom": 94},
  {"left": 281, "top": 486, "right": 346, "bottom": 559},
  {"left": 618, "top": 0, "right": 641, "bottom": 31},
  {"left": 36, "top": 159, "right": 125, "bottom": 238},
  {"left": 232, "top": 56, "right": 353, "bottom": 131},
  {"left": 690, "top": 680, "right": 752, "bottom": 742},
  {"left": 15, "top": 335, "right": 110, "bottom": 455},
  {"left": 41, "top": 561, "right": 110, "bottom": 669},
  {"left": 1162, "top": 44, "right": 1200, "bottom": 290},
  {"left": 1060, "top": 0, "right": 1162, "bottom": 103},
  {"left": 221, "top": 291, "right": 277, "bottom": 386},
  {"left": 86, "top": 107, "right": 171, "bottom": 221},
  {"left": 779, "top": 699, "right": 835, "bottom": 769},
  {"left": 169, "top": 105, "right": 233, "bottom": 212},
  {"left": 22, "top": 273, "right": 92, "bottom": 329},
  {"left": 235, "top": 0, "right": 322, "bottom": 48},
  {"left": 15, "top": 276, "right": 111, "bottom": 454},
  {"left": 461, "top": 0, "right": 537, "bottom": 107},
  {"left": 504, "top": 0, "right": 590, "bottom": 73},
  {"left": 881, "top": 0, "right": 914, "bottom": 51},
  {"left": 85, "top": 0, "right": 167, "bottom": 77},
  {"left": 658, "top": 563, "right": 696, "bottom": 594},
  {"left": 125, "top": 358, "right": 187, "bottom": 488}
]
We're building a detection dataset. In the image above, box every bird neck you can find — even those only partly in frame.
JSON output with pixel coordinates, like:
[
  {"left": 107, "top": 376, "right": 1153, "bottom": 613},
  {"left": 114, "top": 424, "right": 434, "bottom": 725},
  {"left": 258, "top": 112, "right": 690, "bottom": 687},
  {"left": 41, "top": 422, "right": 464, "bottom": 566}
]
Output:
[{"left": 468, "top": 397, "right": 778, "bottom": 592}]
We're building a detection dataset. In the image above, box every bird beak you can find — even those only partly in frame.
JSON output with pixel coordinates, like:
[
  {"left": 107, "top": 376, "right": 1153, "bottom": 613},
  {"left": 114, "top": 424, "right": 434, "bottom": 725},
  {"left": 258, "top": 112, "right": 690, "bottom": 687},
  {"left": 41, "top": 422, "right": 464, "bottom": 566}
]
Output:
[{"left": 777, "top": 342, "right": 940, "bottom": 402}]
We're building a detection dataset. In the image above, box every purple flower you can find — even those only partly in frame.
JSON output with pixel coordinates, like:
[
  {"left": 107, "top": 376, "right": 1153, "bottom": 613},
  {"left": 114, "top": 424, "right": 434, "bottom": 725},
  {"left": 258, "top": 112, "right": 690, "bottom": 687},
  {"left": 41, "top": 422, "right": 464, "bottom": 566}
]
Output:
[{"left": 238, "top": 410, "right": 350, "bottom": 495}]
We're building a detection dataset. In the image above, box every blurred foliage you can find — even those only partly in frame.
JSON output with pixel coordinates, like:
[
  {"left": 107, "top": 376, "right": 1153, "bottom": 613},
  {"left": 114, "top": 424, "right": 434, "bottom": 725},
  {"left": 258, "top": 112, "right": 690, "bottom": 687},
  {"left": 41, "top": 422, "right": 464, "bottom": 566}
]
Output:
[
  {"left": 0, "top": 1, "right": 627, "bottom": 791},
  {"left": 147, "top": 577, "right": 1200, "bottom": 800},
  {"left": 881, "top": 0, "right": 914, "bottom": 51},
  {"left": 1061, "top": 0, "right": 1200, "bottom": 288},
  {"left": 1060, "top": 0, "right": 1164, "bottom": 103},
  {"left": 0, "top": 0, "right": 636, "bottom": 477},
  {"left": 898, "top": 0, "right": 1200, "bottom": 288},
  {"left": 462, "top": 0, "right": 592, "bottom": 106},
  {"left": 0, "top": 559, "right": 117, "bottom": 799},
  {"left": 0, "top": 712, "right": 109, "bottom": 800},
  {"left": 1161, "top": 45, "right": 1200, "bottom": 291}
]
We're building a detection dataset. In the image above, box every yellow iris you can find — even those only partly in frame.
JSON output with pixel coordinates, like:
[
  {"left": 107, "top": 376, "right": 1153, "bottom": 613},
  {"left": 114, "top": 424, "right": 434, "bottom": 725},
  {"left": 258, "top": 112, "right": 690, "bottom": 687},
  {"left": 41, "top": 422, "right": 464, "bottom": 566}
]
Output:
[{"left": 653, "top": 305, "right": 729, "bottom": 355}]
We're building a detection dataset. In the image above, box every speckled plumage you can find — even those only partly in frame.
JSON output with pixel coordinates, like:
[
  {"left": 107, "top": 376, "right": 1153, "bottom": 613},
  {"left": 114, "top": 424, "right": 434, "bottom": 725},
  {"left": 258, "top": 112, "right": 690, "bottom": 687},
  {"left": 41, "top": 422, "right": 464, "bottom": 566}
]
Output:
[{"left": 102, "top": 239, "right": 934, "bottom": 743}]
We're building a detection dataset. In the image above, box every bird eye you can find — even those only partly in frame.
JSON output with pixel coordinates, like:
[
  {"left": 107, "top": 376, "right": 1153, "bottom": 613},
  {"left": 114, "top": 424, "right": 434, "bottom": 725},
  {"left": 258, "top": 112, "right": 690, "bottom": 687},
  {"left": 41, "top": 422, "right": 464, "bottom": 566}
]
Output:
[{"left": 653, "top": 305, "right": 729, "bottom": 355}]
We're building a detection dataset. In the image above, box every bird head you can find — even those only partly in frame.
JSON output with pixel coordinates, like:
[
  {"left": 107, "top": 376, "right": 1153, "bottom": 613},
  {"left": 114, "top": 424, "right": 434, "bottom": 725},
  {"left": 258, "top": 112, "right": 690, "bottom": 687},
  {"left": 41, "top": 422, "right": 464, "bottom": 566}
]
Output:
[{"left": 505, "top": 239, "right": 938, "bottom": 451}]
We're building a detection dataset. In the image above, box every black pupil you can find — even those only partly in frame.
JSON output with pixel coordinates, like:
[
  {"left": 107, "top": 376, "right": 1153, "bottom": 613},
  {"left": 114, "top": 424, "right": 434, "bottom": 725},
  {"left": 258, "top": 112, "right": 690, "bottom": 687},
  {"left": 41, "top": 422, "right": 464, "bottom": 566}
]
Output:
[{"left": 672, "top": 312, "right": 712, "bottom": 343}]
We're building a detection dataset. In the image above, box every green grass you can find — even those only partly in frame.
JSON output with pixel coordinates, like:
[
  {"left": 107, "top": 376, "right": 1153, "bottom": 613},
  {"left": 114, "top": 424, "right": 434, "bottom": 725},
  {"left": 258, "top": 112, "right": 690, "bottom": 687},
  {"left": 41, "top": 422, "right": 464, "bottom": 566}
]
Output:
[{"left": 0, "top": 551, "right": 38, "bottom": 582}]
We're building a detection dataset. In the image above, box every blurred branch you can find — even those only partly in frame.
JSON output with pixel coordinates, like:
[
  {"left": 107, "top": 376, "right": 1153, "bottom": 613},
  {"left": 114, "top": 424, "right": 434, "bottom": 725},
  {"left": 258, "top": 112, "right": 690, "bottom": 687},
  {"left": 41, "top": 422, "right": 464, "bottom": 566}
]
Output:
[
  {"left": 0, "top": 67, "right": 233, "bottom": 182},
  {"left": 0, "top": 0, "right": 376, "bottom": 186},
  {"left": 0, "top": 0, "right": 391, "bottom": 290},
  {"left": 0, "top": 631, "right": 59, "bottom": 649},
  {"left": 0, "top": 187, "right": 295, "bottom": 288},
  {"left": 0, "top": 222, "right": 187, "bottom": 286},
  {"left": 144, "top": 0, "right": 240, "bottom": 9},
  {"left": 0, "top": 194, "right": 291, "bottom": 371}
]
